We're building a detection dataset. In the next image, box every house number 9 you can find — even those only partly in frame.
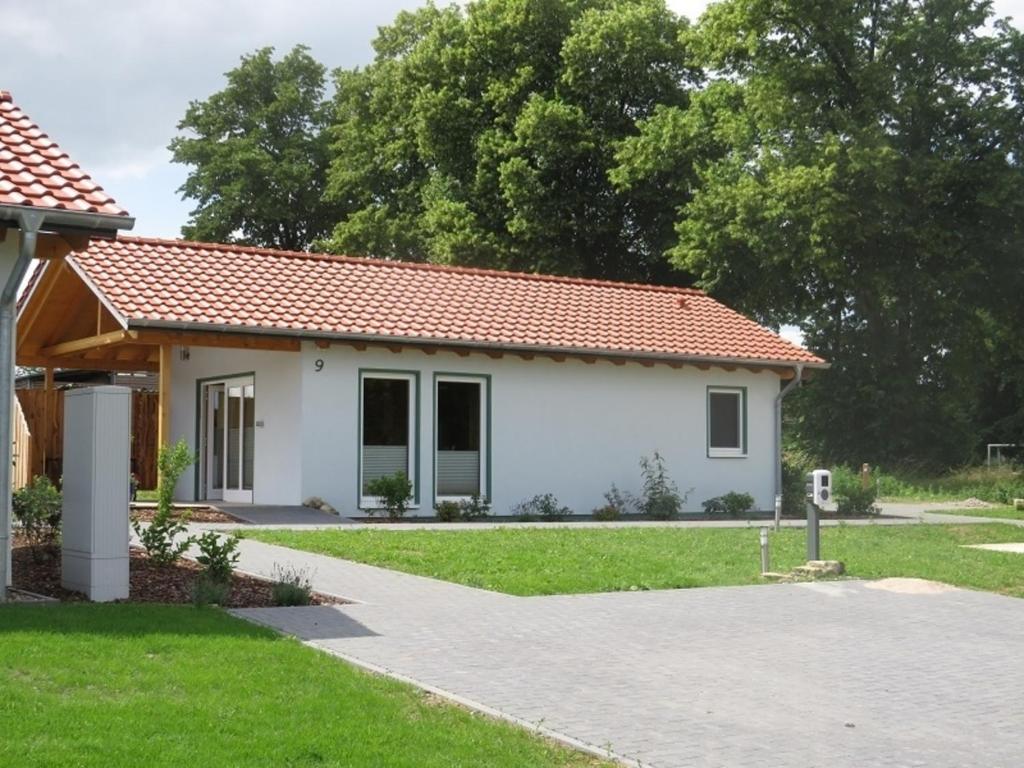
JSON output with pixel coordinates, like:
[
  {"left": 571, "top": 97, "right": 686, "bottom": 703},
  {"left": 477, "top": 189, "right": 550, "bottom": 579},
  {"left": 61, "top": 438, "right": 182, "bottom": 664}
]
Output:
[{"left": 314, "top": 359, "right": 324, "bottom": 372}]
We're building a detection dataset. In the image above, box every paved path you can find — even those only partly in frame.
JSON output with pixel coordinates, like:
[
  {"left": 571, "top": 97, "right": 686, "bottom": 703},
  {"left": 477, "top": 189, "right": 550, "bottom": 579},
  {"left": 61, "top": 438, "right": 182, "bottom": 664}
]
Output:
[{"left": 230, "top": 537, "right": 1024, "bottom": 768}]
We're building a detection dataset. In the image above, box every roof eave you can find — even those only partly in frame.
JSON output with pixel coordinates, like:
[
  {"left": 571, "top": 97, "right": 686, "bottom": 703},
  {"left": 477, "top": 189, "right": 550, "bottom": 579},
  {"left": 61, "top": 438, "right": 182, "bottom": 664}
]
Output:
[
  {"left": 0, "top": 204, "right": 134, "bottom": 236},
  {"left": 126, "top": 318, "right": 829, "bottom": 371}
]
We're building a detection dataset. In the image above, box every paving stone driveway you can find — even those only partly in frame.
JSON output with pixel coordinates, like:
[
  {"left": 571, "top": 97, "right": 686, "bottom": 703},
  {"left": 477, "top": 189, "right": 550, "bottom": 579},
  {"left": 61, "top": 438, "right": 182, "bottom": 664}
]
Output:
[{"left": 232, "top": 539, "right": 1024, "bottom": 768}]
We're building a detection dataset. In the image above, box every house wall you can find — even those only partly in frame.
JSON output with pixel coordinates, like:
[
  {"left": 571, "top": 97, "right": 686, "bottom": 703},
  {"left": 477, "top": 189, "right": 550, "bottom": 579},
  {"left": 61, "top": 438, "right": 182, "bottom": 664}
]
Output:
[
  {"left": 170, "top": 341, "right": 783, "bottom": 514},
  {"left": 167, "top": 346, "right": 302, "bottom": 504},
  {"left": 300, "top": 343, "right": 780, "bottom": 515}
]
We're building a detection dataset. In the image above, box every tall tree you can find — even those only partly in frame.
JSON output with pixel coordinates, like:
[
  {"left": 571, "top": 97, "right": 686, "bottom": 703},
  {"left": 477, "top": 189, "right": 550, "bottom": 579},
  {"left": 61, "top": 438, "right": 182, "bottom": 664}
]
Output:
[
  {"left": 616, "top": 0, "right": 1024, "bottom": 467},
  {"left": 326, "top": 0, "right": 700, "bottom": 281},
  {"left": 170, "top": 45, "right": 337, "bottom": 251}
]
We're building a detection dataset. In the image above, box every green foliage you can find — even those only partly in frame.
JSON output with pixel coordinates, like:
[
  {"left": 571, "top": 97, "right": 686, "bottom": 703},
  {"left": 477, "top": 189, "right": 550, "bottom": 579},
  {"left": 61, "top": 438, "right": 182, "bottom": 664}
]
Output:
[
  {"left": 614, "top": 0, "right": 1024, "bottom": 468},
  {"left": 326, "top": 0, "right": 699, "bottom": 281},
  {"left": 592, "top": 484, "right": 631, "bottom": 520},
  {"left": 512, "top": 494, "right": 570, "bottom": 521},
  {"left": 782, "top": 456, "right": 809, "bottom": 517},
  {"left": 133, "top": 440, "right": 195, "bottom": 566},
  {"left": 457, "top": 494, "right": 491, "bottom": 521},
  {"left": 193, "top": 532, "right": 240, "bottom": 583},
  {"left": 190, "top": 574, "right": 231, "bottom": 607},
  {"left": 702, "top": 491, "right": 755, "bottom": 517},
  {"left": 270, "top": 564, "right": 314, "bottom": 606},
  {"left": 169, "top": 45, "right": 339, "bottom": 250},
  {"left": 832, "top": 468, "right": 880, "bottom": 516},
  {"left": 637, "top": 452, "right": 686, "bottom": 519},
  {"left": 12, "top": 475, "right": 62, "bottom": 557},
  {"left": 435, "top": 500, "right": 461, "bottom": 522},
  {"left": 365, "top": 472, "right": 414, "bottom": 519},
  {"left": 873, "top": 464, "right": 1024, "bottom": 504}
]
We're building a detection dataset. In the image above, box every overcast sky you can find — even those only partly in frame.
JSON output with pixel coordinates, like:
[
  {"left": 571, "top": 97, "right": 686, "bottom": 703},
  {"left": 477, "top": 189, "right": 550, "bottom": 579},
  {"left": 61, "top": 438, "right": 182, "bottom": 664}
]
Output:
[{"left": 3, "top": 0, "right": 1022, "bottom": 239}]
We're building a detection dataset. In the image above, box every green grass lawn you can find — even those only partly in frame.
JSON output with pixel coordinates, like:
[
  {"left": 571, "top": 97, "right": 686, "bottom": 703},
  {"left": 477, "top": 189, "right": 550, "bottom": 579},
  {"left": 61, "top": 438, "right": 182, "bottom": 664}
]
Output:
[
  {"left": 244, "top": 524, "right": 1024, "bottom": 598},
  {"left": 0, "top": 604, "right": 605, "bottom": 768},
  {"left": 928, "top": 505, "right": 1024, "bottom": 521},
  {"left": 867, "top": 464, "right": 1024, "bottom": 503}
]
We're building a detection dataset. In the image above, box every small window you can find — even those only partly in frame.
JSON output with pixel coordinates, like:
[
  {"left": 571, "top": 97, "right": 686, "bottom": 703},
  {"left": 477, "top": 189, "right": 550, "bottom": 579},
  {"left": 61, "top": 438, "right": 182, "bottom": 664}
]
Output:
[
  {"left": 435, "top": 376, "right": 488, "bottom": 499},
  {"left": 361, "top": 373, "right": 417, "bottom": 503},
  {"left": 708, "top": 387, "right": 746, "bottom": 457}
]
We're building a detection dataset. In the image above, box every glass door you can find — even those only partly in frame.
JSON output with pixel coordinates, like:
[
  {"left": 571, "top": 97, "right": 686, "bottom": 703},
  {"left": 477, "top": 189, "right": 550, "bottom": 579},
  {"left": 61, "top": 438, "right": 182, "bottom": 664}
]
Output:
[{"left": 202, "top": 376, "right": 254, "bottom": 503}]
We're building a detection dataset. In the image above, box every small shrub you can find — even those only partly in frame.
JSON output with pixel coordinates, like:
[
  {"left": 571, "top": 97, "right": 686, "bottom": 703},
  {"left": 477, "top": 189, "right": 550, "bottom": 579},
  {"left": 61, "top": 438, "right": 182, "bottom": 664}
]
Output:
[
  {"left": 512, "top": 493, "right": 570, "bottom": 521},
  {"left": 271, "top": 564, "right": 314, "bottom": 606},
  {"left": 703, "top": 491, "right": 755, "bottom": 517},
  {"left": 133, "top": 440, "right": 196, "bottom": 565},
  {"left": 194, "top": 532, "right": 240, "bottom": 583},
  {"left": 191, "top": 574, "right": 231, "bottom": 607},
  {"left": 834, "top": 472, "right": 879, "bottom": 516},
  {"left": 458, "top": 494, "right": 491, "bottom": 521},
  {"left": 592, "top": 484, "right": 631, "bottom": 521},
  {"left": 12, "top": 475, "right": 62, "bottom": 558},
  {"left": 435, "top": 500, "right": 461, "bottom": 522},
  {"left": 365, "top": 472, "right": 413, "bottom": 519},
  {"left": 637, "top": 452, "right": 687, "bottom": 520}
]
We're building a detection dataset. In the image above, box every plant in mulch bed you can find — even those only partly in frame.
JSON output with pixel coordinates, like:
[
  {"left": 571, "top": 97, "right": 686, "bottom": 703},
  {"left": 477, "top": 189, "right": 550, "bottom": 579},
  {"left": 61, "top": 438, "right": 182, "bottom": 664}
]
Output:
[
  {"left": 12, "top": 475, "right": 62, "bottom": 561},
  {"left": 194, "top": 532, "right": 240, "bottom": 582},
  {"left": 512, "top": 493, "right": 571, "bottom": 521},
  {"left": 365, "top": 471, "right": 413, "bottom": 519},
  {"left": 592, "top": 484, "right": 632, "bottom": 521},
  {"left": 133, "top": 440, "right": 196, "bottom": 565},
  {"left": 636, "top": 452, "right": 688, "bottom": 520},
  {"left": 271, "top": 564, "right": 314, "bottom": 606},
  {"left": 702, "top": 491, "right": 756, "bottom": 518}
]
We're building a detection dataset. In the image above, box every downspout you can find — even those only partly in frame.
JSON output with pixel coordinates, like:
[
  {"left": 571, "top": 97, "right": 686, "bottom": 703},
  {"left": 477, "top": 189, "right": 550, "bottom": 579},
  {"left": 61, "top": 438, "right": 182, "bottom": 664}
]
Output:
[
  {"left": 0, "top": 210, "right": 44, "bottom": 596},
  {"left": 774, "top": 363, "right": 804, "bottom": 501}
]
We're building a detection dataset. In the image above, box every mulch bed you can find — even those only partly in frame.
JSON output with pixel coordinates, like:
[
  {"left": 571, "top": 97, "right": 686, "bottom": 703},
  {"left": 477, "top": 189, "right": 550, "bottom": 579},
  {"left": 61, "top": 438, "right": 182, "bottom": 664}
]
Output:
[
  {"left": 129, "top": 506, "right": 242, "bottom": 523},
  {"left": 11, "top": 533, "right": 341, "bottom": 608}
]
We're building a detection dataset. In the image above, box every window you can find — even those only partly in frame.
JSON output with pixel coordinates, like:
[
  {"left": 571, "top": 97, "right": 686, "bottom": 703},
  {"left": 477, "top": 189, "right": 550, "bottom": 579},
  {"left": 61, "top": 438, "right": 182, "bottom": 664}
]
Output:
[
  {"left": 435, "top": 375, "right": 489, "bottom": 499},
  {"left": 361, "top": 372, "right": 417, "bottom": 503},
  {"left": 708, "top": 387, "right": 746, "bottom": 457}
]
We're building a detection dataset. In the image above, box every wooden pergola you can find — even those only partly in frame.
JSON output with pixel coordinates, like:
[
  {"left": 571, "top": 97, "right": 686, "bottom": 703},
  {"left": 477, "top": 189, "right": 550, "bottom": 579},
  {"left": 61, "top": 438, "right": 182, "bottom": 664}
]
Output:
[{"left": 16, "top": 254, "right": 298, "bottom": 448}]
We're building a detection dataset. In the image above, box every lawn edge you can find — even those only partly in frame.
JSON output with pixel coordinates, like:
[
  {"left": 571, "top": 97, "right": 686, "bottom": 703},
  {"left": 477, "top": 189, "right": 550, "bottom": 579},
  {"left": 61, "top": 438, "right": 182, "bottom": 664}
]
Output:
[{"left": 232, "top": 609, "right": 633, "bottom": 767}]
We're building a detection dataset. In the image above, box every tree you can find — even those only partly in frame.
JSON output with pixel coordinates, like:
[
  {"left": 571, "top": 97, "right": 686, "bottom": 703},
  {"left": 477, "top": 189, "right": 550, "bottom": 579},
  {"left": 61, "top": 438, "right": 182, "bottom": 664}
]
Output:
[
  {"left": 616, "top": 0, "right": 1024, "bottom": 467},
  {"left": 326, "top": 0, "right": 700, "bottom": 282},
  {"left": 170, "top": 45, "right": 338, "bottom": 251}
]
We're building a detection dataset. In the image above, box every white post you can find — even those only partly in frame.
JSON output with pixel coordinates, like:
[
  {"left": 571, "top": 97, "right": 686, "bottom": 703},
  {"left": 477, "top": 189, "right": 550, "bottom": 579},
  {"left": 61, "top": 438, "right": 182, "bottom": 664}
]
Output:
[{"left": 61, "top": 386, "right": 131, "bottom": 601}]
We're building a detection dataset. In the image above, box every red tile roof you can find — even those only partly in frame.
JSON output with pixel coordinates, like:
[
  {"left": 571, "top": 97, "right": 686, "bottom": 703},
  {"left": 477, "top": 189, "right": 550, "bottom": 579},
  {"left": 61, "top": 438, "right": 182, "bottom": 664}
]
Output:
[
  {"left": 66, "top": 236, "right": 825, "bottom": 366},
  {"left": 0, "top": 91, "right": 128, "bottom": 217}
]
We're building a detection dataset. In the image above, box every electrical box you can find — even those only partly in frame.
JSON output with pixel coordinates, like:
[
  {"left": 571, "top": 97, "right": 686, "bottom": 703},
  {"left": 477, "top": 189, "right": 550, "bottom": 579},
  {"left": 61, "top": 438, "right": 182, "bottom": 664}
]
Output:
[{"left": 805, "top": 469, "right": 832, "bottom": 508}]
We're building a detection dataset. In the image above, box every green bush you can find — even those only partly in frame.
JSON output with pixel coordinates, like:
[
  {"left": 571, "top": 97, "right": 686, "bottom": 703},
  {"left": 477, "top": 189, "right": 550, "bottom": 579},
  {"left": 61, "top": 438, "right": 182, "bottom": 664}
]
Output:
[
  {"left": 834, "top": 471, "right": 879, "bottom": 516},
  {"left": 457, "top": 494, "right": 490, "bottom": 521},
  {"left": 12, "top": 475, "right": 62, "bottom": 558},
  {"left": 702, "top": 491, "right": 755, "bottom": 517},
  {"left": 512, "top": 493, "right": 570, "bottom": 521},
  {"left": 435, "top": 500, "right": 461, "bottom": 522},
  {"left": 365, "top": 472, "right": 413, "bottom": 519},
  {"left": 782, "top": 456, "right": 809, "bottom": 517},
  {"left": 637, "top": 452, "right": 687, "bottom": 520},
  {"left": 191, "top": 574, "right": 231, "bottom": 607},
  {"left": 592, "top": 484, "right": 631, "bottom": 521},
  {"left": 194, "top": 532, "right": 240, "bottom": 582},
  {"left": 133, "top": 440, "right": 196, "bottom": 565},
  {"left": 271, "top": 564, "right": 314, "bottom": 606}
]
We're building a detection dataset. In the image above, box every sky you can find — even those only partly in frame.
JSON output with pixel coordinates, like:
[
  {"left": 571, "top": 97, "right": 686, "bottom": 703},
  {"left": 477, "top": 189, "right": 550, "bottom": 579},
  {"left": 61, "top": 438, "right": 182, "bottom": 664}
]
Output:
[{"left": 3, "top": 0, "right": 1023, "bottom": 241}]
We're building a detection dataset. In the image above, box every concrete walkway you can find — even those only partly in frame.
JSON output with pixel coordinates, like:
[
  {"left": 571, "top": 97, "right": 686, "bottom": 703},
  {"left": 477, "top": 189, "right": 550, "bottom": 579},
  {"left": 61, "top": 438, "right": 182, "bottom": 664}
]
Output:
[{"left": 229, "top": 537, "right": 1024, "bottom": 768}]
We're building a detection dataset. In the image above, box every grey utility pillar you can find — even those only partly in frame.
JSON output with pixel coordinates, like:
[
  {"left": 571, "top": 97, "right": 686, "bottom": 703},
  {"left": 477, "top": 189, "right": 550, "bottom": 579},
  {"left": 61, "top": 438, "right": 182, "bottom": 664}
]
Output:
[{"left": 61, "top": 386, "right": 131, "bottom": 601}]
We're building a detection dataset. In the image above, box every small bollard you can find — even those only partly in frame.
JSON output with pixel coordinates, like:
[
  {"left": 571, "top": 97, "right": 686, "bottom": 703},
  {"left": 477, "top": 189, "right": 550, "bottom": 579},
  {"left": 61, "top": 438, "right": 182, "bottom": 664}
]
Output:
[
  {"left": 805, "top": 500, "right": 820, "bottom": 561},
  {"left": 774, "top": 494, "right": 782, "bottom": 532},
  {"left": 759, "top": 527, "right": 771, "bottom": 574}
]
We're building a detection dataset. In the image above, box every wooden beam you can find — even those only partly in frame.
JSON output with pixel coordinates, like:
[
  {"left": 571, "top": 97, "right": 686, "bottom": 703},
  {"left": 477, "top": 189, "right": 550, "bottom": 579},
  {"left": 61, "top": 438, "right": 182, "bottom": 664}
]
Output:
[
  {"left": 314, "top": 339, "right": 330, "bottom": 349},
  {"left": 133, "top": 330, "right": 300, "bottom": 352},
  {"left": 484, "top": 349, "right": 503, "bottom": 360},
  {"left": 16, "top": 354, "right": 158, "bottom": 373},
  {"left": 40, "top": 329, "right": 138, "bottom": 358},
  {"left": 17, "top": 261, "right": 65, "bottom": 343},
  {"left": 158, "top": 345, "right": 171, "bottom": 449}
]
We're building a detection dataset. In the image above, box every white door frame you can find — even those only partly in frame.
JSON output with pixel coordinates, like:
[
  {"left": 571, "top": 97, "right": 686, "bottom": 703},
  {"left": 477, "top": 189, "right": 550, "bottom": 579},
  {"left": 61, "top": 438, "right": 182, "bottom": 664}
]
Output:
[{"left": 200, "top": 375, "right": 255, "bottom": 504}]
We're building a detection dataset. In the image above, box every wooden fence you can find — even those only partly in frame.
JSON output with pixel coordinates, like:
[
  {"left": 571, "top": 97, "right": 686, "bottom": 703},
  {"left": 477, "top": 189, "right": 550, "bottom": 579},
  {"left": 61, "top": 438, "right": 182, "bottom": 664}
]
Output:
[
  {"left": 13, "top": 389, "right": 159, "bottom": 490},
  {"left": 12, "top": 397, "right": 31, "bottom": 491}
]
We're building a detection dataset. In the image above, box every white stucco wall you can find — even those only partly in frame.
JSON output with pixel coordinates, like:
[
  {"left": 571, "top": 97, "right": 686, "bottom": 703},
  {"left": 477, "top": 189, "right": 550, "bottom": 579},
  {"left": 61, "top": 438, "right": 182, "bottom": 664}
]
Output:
[
  {"left": 170, "top": 340, "right": 782, "bottom": 514},
  {"left": 167, "top": 345, "right": 302, "bottom": 504}
]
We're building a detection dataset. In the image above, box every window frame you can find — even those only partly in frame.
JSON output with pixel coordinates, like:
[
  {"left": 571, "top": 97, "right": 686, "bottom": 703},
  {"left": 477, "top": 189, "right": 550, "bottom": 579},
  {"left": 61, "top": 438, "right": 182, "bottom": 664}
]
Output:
[
  {"left": 706, "top": 385, "right": 747, "bottom": 459},
  {"left": 358, "top": 369, "right": 420, "bottom": 510},
  {"left": 433, "top": 373, "right": 491, "bottom": 504}
]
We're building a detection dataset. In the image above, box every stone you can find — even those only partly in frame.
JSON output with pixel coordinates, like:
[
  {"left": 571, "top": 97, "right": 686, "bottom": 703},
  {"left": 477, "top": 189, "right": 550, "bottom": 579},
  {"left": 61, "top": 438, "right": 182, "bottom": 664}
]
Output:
[
  {"left": 302, "top": 496, "right": 325, "bottom": 510},
  {"left": 320, "top": 502, "right": 339, "bottom": 516},
  {"left": 807, "top": 560, "right": 845, "bottom": 575},
  {"left": 1014, "top": 498, "right": 1024, "bottom": 511}
]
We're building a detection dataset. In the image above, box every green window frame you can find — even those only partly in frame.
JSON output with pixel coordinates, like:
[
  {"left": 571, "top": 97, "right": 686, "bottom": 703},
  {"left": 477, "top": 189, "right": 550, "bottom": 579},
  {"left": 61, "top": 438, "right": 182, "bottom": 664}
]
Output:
[
  {"left": 358, "top": 369, "right": 420, "bottom": 509},
  {"left": 707, "top": 386, "right": 747, "bottom": 458},
  {"left": 432, "top": 373, "right": 491, "bottom": 503}
]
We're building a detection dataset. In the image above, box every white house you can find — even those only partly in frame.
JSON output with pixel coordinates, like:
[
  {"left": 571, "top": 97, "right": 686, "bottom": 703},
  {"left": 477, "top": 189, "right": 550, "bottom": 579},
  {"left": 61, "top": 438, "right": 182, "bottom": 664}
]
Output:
[{"left": 18, "top": 236, "right": 825, "bottom": 517}]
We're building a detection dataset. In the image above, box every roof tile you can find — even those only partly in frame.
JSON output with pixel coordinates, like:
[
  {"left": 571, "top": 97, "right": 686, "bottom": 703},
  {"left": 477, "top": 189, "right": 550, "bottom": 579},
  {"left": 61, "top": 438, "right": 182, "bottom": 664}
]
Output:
[
  {"left": 67, "top": 237, "right": 825, "bottom": 366},
  {"left": 0, "top": 91, "right": 128, "bottom": 216}
]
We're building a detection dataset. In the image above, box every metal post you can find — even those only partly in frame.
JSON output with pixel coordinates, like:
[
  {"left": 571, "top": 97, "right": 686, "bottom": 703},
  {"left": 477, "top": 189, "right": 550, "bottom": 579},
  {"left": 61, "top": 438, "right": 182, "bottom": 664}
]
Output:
[
  {"left": 773, "top": 494, "right": 782, "bottom": 532},
  {"left": 806, "top": 500, "right": 820, "bottom": 561},
  {"left": 759, "top": 527, "right": 770, "bottom": 574}
]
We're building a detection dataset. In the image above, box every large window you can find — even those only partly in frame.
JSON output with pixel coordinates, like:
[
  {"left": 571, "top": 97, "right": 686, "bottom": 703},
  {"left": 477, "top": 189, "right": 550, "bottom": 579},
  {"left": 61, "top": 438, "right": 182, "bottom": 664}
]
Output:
[
  {"left": 435, "top": 375, "right": 489, "bottom": 499},
  {"left": 361, "top": 372, "right": 417, "bottom": 503},
  {"left": 707, "top": 387, "right": 746, "bottom": 458}
]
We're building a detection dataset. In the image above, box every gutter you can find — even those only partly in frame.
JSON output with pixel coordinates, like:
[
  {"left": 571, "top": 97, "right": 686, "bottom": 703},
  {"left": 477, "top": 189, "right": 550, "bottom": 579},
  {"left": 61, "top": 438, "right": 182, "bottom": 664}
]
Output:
[
  {"left": 0, "top": 204, "right": 135, "bottom": 237},
  {"left": 127, "top": 318, "right": 830, "bottom": 372},
  {"left": 774, "top": 363, "right": 805, "bottom": 515}
]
